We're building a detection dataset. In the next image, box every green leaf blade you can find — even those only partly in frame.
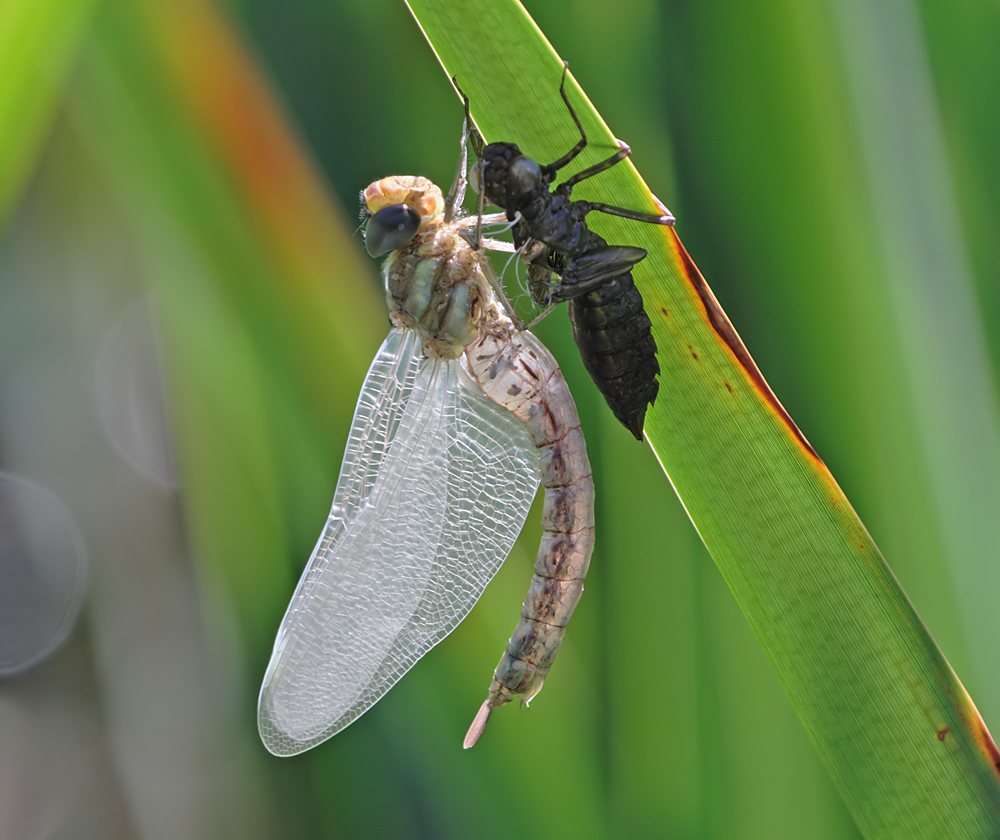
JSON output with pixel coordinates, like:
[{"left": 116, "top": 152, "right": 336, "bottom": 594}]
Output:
[{"left": 407, "top": 0, "right": 1000, "bottom": 835}]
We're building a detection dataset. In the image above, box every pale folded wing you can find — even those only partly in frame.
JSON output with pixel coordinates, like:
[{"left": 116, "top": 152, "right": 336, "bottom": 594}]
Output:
[{"left": 258, "top": 327, "right": 541, "bottom": 756}]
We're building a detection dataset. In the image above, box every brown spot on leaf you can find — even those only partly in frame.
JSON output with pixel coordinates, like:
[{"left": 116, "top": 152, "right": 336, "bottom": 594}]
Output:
[{"left": 937, "top": 726, "right": 949, "bottom": 741}]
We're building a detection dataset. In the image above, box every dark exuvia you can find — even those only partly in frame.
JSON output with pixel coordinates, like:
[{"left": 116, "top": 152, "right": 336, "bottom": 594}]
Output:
[{"left": 460, "top": 64, "right": 674, "bottom": 440}]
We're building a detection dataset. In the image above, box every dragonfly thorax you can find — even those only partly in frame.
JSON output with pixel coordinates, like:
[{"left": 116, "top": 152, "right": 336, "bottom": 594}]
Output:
[
  {"left": 385, "top": 223, "right": 506, "bottom": 360},
  {"left": 365, "top": 174, "right": 509, "bottom": 359}
]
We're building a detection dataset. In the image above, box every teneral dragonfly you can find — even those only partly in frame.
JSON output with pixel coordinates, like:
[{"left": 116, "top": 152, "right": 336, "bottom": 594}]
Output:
[{"left": 257, "top": 158, "right": 595, "bottom": 756}]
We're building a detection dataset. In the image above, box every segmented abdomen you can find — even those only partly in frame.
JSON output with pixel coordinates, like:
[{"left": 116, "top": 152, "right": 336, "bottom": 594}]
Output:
[
  {"left": 517, "top": 208, "right": 660, "bottom": 441},
  {"left": 569, "top": 270, "right": 659, "bottom": 440},
  {"left": 462, "top": 328, "right": 595, "bottom": 746}
]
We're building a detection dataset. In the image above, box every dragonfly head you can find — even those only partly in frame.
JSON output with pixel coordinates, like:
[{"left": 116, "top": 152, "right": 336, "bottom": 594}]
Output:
[{"left": 363, "top": 176, "right": 445, "bottom": 257}]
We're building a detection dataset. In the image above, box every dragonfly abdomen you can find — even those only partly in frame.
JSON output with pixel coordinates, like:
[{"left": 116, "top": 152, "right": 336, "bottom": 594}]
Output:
[{"left": 464, "top": 330, "right": 595, "bottom": 746}]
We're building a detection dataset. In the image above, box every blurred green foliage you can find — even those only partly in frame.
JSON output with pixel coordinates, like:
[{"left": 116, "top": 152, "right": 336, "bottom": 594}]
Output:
[{"left": 1, "top": 0, "right": 999, "bottom": 837}]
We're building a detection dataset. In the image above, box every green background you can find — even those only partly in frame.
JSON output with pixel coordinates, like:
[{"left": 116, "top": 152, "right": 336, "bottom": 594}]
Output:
[{"left": 1, "top": 0, "right": 998, "bottom": 837}]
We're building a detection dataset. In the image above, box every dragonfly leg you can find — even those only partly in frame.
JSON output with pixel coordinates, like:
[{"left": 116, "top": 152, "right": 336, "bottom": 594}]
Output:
[
  {"left": 524, "top": 303, "right": 558, "bottom": 330},
  {"left": 456, "top": 212, "right": 517, "bottom": 259},
  {"left": 556, "top": 141, "right": 632, "bottom": 197},
  {"left": 460, "top": 211, "right": 524, "bottom": 323},
  {"left": 478, "top": 236, "right": 516, "bottom": 254},
  {"left": 452, "top": 76, "right": 491, "bottom": 242},
  {"left": 461, "top": 213, "right": 518, "bottom": 257},
  {"left": 579, "top": 199, "right": 675, "bottom": 226},
  {"left": 455, "top": 211, "right": 512, "bottom": 235},
  {"left": 445, "top": 119, "right": 471, "bottom": 222},
  {"left": 540, "top": 68, "right": 675, "bottom": 225},
  {"left": 479, "top": 254, "right": 525, "bottom": 330},
  {"left": 540, "top": 62, "right": 589, "bottom": 177},
  {"left": 452, "top": 76, "right": 485, "bottom": 159}
]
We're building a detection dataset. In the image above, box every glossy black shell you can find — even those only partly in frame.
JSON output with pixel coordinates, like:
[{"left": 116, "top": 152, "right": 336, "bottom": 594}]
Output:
[{"left": 480, "top": 142, "right": 659, "bottom": 440}]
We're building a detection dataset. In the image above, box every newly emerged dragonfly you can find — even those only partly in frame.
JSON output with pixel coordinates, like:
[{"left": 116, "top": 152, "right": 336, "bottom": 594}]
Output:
[
  {"left": 462, "top": 66, "right": 674, "bottom": 440},
  {"left": 257, "top": 140, "right": 595, "bottom": 755}
]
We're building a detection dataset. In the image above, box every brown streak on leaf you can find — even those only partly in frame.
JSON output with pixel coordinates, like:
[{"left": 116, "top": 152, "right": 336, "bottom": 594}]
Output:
[
  {"left": 971, "top": 707, "right": 1000, "bottom": 778},
  {"left": 670, "top": 229, "right": 821, "bottom": 464},
  {"left": 951, "top": 681, "right": 1000, "bottom": 781}
]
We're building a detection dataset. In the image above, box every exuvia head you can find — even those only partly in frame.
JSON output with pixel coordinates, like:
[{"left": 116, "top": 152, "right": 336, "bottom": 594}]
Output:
[
  {"left": 505, "top": 157, "right": 543, "bottom": 205},
  {"left": 474, "top": 142, "right": 546, "bottom": 212}
]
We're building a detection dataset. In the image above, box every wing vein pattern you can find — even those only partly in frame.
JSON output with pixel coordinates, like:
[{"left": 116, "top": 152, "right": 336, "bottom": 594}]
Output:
[{"left": 258, "top": 327, "right": 540, "bottom": 756}]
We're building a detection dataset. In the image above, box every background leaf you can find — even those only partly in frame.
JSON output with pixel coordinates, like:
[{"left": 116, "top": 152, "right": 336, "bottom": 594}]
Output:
[{"left": 0, "top": 0, "right": 97, "bottom": 225}]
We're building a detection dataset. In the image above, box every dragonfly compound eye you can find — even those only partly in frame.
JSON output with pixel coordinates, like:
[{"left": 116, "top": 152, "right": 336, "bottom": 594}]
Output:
[
  {"left": 365, "top": 204, "right": 421, "bottom": 257},
  {"left": 506, "top": 156, "right": 542, "bottom": 205}
]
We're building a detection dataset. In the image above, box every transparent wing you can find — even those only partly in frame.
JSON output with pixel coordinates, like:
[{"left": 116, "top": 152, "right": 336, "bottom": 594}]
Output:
[{"left": 258, "top": 327, "right": 540, "bottom": 756}]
